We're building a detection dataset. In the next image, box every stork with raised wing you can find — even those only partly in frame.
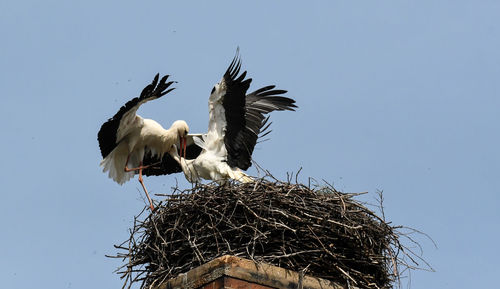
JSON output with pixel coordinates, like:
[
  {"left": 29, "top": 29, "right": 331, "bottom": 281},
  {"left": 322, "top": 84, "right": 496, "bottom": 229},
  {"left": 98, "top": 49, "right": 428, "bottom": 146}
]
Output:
[
  {"left": 98, "top": 74, "right": 188, "bottom": 211},
  {"left": 143, "top": 52, "right": 297, "bottom": 183}
]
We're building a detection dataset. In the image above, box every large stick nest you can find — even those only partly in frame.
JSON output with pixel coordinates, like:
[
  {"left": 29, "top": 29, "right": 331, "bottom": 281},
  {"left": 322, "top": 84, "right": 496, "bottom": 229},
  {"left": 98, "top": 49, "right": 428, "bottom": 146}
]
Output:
[{"left": 111, "top": 178, "right": 430, "bottom": 289}]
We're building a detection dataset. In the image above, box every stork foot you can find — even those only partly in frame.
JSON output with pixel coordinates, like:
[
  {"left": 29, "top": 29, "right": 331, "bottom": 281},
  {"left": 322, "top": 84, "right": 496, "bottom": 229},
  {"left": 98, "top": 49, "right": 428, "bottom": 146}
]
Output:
[{"left": 125, "top": 163, "right": 155, "bottom": 172}]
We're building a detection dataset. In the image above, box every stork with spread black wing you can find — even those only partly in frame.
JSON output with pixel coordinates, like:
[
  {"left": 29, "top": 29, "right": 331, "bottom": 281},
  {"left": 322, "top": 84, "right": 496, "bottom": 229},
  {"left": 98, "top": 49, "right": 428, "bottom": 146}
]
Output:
[{"left": 146, "top": 51, "right": 297, "bottom": 183}]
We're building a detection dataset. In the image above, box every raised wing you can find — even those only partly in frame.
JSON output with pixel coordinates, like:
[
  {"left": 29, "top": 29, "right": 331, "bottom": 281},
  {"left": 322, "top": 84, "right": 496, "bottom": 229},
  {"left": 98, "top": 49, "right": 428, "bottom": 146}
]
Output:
[
  {"left": 209, "top": 52, "right": 297, "bottom": 170},
  {"left": 244, "top": 85, "right": 297, "bottom": 141},
  {"left": 97, "top": 74, "right": 176, "bottom": 158}
]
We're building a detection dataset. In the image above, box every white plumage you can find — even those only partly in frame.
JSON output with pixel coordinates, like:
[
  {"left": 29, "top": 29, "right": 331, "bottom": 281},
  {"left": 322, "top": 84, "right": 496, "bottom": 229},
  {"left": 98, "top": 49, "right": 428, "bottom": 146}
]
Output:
[
  {"left": 98, "top": 74, "right": 188, "bottom": 210},
  {"left": 98, "top": 52, "right": 297, "bottom": 209},
  {"left": 169, "top": 133, "right": 252, "bottom": 184},
  {"left": 162, "top": 52, "right": 297, "bottom": 184},
  {"left": 100, "top": 119, "right": 188, "bottom": 184}
]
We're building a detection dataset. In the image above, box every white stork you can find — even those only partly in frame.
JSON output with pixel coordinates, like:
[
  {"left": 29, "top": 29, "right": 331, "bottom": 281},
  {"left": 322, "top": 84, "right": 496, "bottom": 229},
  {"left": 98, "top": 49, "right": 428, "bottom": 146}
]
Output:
[
  {"left": 143, "top": 52, "right": 297, "bottom": 183},
  {"left": 97, "top": 74, "right": 189, "bottom": 211}
]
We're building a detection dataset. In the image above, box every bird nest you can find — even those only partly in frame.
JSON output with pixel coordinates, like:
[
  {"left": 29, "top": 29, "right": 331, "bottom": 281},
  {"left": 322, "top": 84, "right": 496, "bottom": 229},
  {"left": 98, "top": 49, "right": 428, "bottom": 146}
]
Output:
[{"left": 111, "top": 177, "right": 429, "bottom": 289}]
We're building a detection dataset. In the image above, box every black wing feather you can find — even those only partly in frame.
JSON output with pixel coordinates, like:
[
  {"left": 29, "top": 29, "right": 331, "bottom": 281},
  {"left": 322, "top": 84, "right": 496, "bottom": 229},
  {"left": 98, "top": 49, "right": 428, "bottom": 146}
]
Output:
[
  {"left": 221, "top": 54, "right": 251, "bottom": 169},
  {"left": 222, "top": 54, "right": 297, "bottom": 170},
  {"left": 141, "top": 144, "right": 203, "bottom": 176},
  {"left": 97, "top": 74, "right": 176, "bottom": 158},
  {"left": 236, "top": 86, "right": 296, "bottom": 169}
]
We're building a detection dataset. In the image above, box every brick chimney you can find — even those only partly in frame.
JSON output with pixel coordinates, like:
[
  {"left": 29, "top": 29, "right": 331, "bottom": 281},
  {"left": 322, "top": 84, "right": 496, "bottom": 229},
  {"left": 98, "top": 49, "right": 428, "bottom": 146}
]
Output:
[{"left": 156, "top": 255, "right": 343, "bottom": 289}]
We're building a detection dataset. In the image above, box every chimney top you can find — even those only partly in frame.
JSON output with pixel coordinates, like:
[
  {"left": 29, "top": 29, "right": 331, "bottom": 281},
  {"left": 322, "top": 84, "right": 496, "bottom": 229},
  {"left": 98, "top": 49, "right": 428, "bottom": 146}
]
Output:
[{"left": 157, "top": 255, "right": 344, "bottom": 289}]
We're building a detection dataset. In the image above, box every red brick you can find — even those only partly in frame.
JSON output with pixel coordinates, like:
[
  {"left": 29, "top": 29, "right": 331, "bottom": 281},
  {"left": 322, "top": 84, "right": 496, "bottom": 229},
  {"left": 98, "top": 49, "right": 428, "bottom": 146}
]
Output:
[{"left": 157, "top": 255, "right": 342, "bottom": 289}]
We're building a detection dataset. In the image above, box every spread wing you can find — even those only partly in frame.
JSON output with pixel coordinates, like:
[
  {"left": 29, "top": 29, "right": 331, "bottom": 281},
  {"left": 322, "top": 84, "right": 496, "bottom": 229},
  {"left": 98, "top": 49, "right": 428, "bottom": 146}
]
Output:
[
  {"left": 243, "top": 84, "right": 297, "bottom": 152},
  {"left": 209, "top": 52, "right": 297, "bottom": 170},
  {"left": 97, "top": 74, "right": 176, "bottom": 158}
]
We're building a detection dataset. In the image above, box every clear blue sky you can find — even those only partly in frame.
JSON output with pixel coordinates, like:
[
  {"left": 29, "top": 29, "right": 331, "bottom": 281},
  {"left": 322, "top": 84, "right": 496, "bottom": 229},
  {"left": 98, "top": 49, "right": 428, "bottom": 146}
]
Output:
[{"left": 1, "top": 1, "right": 499, "bottom": 288}]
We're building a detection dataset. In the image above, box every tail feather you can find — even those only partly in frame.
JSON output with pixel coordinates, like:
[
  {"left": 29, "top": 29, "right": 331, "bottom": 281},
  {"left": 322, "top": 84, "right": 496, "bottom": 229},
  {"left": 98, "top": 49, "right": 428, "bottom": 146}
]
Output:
[{"left": 100, "top": 142, "right": 134, "bottom": 185}]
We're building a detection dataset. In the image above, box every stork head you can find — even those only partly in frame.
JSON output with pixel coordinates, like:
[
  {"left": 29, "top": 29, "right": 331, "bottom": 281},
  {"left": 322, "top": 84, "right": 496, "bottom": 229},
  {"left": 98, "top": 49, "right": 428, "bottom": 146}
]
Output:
[
  {"left": 171, "top": 120, "right": 189, "bottom": 160},
  {"left": 171, "top": 120, "right": 189, "bottom": 137}
]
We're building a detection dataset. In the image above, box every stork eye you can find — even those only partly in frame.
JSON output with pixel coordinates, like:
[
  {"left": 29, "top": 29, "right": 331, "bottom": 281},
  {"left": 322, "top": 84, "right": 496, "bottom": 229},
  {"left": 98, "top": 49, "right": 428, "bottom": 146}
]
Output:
[{"left": 211, "top": 86, "right": 216, "bottom": 94}]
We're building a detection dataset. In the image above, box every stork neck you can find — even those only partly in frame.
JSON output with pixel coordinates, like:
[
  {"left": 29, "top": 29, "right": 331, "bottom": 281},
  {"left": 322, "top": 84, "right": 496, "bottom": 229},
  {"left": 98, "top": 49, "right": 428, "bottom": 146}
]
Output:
[{"left": 162, "top": 128, "right": 178, "bottom": 142}]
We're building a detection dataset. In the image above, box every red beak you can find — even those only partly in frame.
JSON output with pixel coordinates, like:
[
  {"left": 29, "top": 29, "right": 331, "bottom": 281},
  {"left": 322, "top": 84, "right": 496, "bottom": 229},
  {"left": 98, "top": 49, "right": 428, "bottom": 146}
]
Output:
[
  {"left": 178, "top": 137, "right": 183, "bottom": 159},
  {"left": 179, "top": 136, "right": 187, "bottom": 160}
]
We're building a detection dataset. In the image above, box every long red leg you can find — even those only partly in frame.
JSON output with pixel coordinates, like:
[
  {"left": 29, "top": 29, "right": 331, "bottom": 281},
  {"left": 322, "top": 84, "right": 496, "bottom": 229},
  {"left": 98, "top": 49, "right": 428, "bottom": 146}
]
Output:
[
  {"left": 124, "top": 154, "right": 155, "bottom": 172},
  {"left": 125, "top": 163, "right": 154, "bottom": 172},
  {"left": 138, "top": 162, "right": 155, "bottom": 211},
  {"left": 123, "top": 155, "right": 155, "bottom": 211}
]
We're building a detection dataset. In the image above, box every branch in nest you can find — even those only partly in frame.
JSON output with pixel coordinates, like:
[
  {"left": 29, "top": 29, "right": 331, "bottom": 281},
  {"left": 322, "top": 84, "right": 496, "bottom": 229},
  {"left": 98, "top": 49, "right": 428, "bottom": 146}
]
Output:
[{"left": 109, "top": 176, "right": 432, "bottom": 289}]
